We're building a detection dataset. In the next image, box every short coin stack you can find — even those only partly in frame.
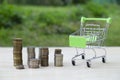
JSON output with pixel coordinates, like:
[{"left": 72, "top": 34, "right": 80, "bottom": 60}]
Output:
[
  {"left": 13, "top": 38, "right": 24, "bottom": 69},
  {"left": 54, "top": 49, "right": 63, "bottom": 67},
  {"left": 29, "top": 59, "right": 39, "bottom": 68},
  {"left": 27, "top": 47, "right": 36, "bottom": 68},
  {"left": 39, "top": 48, "right": 49, "bottom": 67}
]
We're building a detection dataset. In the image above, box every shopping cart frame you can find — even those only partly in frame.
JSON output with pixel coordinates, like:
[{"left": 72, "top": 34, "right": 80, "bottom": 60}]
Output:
[{"left": 69, "top": 17, "right": 111, "bottom": 67}]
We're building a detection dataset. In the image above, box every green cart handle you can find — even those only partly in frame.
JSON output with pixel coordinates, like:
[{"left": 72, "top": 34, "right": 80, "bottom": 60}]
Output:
[{"left": 81, "top": 17, "right": 111, "bottom": 23}]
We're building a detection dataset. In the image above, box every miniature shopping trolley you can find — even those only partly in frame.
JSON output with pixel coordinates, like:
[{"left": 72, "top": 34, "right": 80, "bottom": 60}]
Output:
[{"left": 69, "top": 17, "right": 111, "bottom": 67}]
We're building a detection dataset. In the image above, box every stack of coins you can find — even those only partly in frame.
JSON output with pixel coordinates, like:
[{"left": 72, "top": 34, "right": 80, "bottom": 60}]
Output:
[
  {"left": 39, "top": 48, "right": 49, "bottom": 67},
  {"left": 27, "top": 47, "right": 35, "bottom": 67},
  {"left": 54, "top": 49, "right": 63, "bottom": 67},
  {"left": 29, "top": 59, "right": 39, "bottom": 68},
  {"left": 13, "top": 38, "right": 24, "bottom": 69}
]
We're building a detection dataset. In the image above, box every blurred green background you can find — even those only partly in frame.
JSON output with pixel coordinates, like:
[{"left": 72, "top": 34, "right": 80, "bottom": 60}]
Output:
[{"left": 0, "top": 0, "right": 120, "bottom": 47}]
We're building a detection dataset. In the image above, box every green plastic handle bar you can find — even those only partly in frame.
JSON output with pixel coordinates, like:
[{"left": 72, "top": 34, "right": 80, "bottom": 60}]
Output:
[{"left": 81, "top": 17, "right": 111, "bottom": 23}]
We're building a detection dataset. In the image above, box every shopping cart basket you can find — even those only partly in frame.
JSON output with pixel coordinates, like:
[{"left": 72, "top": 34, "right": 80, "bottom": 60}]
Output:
[{"left": 69, "top": 17, "right": 111, "bottom": 67}]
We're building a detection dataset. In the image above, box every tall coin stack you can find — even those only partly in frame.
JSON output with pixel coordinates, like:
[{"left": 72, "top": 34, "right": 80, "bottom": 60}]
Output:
[
  {"left": 13, "top": 38, "right": 24, "bottom": 69},
  {"left": 54, "top": 49, "right": 63, "bottom": 67},
  {"left": 27, "top": 47, "right": 36, "bottom": 68},
  {"left": 39, "top": 48, "right": 49, "bottom": 67}
]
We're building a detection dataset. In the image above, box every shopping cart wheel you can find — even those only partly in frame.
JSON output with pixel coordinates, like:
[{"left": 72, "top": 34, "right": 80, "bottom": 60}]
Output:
[
  {"left": 86, "top": 62, "right": 91, "bottom": 68},
  {"left": 102, "top": 57, "right": 106, "bottom": 63},
  {"left": 82, "top": 55, "right": 85, "bottom": 59},
  {"left": 72, "top": 60, "right": 75, "bottom": 66}
]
